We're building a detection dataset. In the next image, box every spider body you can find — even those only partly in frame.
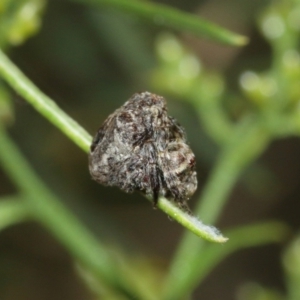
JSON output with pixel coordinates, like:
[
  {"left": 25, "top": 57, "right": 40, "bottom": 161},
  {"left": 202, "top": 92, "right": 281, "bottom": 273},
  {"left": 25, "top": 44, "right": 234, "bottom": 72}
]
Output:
[{"left": 89, "top": 92, "right": 197, "bottom": 208}]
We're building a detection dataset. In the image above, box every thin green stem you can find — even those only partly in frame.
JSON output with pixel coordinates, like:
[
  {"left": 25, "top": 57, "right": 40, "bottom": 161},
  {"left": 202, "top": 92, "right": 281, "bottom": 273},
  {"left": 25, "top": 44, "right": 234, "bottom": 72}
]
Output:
[
  {"left": 163, "top": 116, "right": 270, "bottom": 300},
  {"left": 0, "top": 49, "right": 227, "bottom": 243},
  {"left": 192, "top": 92, "right": 233, "bottom": 146},
  {"left": 0, "top": 125, "right": 162, "bottom": 300},
  {"left": 195, "top": 118, "right": 269, "bottom": 223},
  {"left": 0, "top": 197, "right": 30, "bottom": 230},
  {"left": 0, "top": 49, "right": 91, "bottom": 152},
  {"left": 157, "top": 196, "right": 227, "bottom": 243},
  {"left": 0, "top": 125, "right": 117, "bottom": 284},
  {"left": 185, "top": 221, "right": 289, "bottom": 289},
  {"left": 71, "top": 0, "right": 248, "bottom": 46}
]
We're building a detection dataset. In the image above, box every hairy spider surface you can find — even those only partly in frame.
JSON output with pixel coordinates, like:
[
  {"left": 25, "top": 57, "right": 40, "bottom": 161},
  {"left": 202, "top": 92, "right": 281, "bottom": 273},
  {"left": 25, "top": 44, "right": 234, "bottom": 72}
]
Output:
[{"left": 89, "top": 92, "right": 197, "bottom": 209}]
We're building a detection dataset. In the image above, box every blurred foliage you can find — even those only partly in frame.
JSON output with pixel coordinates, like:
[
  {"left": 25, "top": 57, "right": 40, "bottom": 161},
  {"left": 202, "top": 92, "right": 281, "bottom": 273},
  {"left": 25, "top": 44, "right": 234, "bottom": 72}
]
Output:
[
  {"left": 151, "top": 0, "right": 300, "bottom": 140},
  {"left": 151, "top": 0, "right": 300, "bottom": 299},
  {"left": 0, "top": 197, "right": 29, "bottom": 232},
  {"left": 0, "top": 0, "right": 46, "bottom": 126},
  {"left": 0, "top": 0, "right": 46, "bottom": 47},
  {"left": 284, "top": 235, "right": 300, "bottom": 300},
  {"left": 243, "top": 0, "right": 300, "bottom": 135},
  {"left": 237, "top": 282, "right": 284, "bottom": 300},
  {"left": 235, "top": 232, "right": 300, "bottom": 300},
  {"left": 1, "top": 0, "right": 300, "bottom": 300},
  {"left": 0, "top": 83, "right": 14, "bottom": 124}
]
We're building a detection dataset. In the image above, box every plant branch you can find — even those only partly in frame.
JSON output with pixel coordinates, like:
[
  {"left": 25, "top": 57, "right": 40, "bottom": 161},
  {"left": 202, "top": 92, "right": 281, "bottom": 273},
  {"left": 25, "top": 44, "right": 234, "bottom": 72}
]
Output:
[
  {"left": 71, "top": 0, "right": 248, "bottom": 46},
  {"left": 181, "top": 221, "right": 289, "bottom": 294},
  {"left": 0, "top": 125, "right": 164, "bottom": 299},
  {"left": 0, "top": 125, "right": 118, "bottom": 285},
  {"left": 163, "top": 116, "right": 270, "bottom": 299},
  {"left": 0, "top": 196, "right": 30, "bottom": 231},
  {"left": 0, "top": 49, "right": 227, "bottom": 242},
  {"left": 0, "top": 49, "right": 91, "bottom": 152},
  {"left": 156, "top": 196, "right": 227, "bottom": 243}
]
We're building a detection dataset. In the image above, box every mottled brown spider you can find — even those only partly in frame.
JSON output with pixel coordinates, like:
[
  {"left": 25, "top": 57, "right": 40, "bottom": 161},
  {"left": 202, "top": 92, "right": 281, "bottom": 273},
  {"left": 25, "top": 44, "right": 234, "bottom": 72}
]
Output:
[{"left": 89, "top": 92, "right": 197, "bottom": 210}]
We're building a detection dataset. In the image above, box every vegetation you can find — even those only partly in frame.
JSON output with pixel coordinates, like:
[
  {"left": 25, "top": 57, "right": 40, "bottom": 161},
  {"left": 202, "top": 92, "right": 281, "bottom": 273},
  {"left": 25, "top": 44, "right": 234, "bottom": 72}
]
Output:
[{"left": 1, "top": 0, "right": 300, "bottom": 299}]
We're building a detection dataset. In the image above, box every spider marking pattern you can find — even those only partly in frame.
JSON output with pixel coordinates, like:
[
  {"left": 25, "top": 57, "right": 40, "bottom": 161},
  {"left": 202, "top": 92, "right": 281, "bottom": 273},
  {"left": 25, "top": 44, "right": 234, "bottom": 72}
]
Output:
[{"left": 89, "top": 92, "right": 197, "bottom": 209}]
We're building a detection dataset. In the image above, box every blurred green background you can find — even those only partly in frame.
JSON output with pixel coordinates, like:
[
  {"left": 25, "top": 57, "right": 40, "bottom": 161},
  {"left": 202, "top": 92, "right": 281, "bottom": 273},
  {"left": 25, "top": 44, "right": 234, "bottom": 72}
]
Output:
[{"left": 1, "top": 0, "right": 300, "bottom": 299}]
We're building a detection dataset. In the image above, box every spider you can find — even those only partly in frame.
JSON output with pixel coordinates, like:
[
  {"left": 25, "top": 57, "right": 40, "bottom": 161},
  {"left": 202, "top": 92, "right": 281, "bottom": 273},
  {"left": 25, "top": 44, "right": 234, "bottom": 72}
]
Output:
[{"left": 89, "top": 92, "right": 197, "bottom": 210}]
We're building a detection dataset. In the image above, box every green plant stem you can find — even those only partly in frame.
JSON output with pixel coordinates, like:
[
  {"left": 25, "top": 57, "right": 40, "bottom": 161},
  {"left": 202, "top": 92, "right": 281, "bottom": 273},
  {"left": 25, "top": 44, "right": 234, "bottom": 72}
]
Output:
[
  {"left": 186, "top": 221, "right": 289, "bottom": 288},
  {"left": 72, "top": 0, "right": 248, "bottom": 46},
  {"left": 156, "top": 196, "right": 227, "bottom": 243},
  {"left": 0, "top": 49, "right": 91, "bottom": 153},
  {"left": 163, "top": 116, "right": 270, "bottom": 300},
  {"left": 0, "top": 197, "right": 30, "bottom": 230},
  {"left": 192, "top": 92, "right": 233, "bottom": 145},
  {"left": 0, "top": 125, "right": 167, "bottom": 299},
  {"left": 0, "top": 125, "right": 149, "bottom": 299},
  {"left": 196, "top": 117, "right": 269, "bottom": 222},
  {"left": 0, "top": 49, "right": 227, "bottom": 243}
]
